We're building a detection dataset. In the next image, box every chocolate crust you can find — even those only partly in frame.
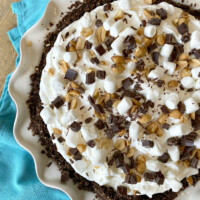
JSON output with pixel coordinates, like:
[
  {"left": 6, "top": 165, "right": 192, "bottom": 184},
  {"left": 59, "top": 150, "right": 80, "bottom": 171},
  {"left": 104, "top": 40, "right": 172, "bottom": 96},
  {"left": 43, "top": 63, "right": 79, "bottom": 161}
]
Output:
[{"left": 27, "top": 0, "right": 200, "bottom": 199}]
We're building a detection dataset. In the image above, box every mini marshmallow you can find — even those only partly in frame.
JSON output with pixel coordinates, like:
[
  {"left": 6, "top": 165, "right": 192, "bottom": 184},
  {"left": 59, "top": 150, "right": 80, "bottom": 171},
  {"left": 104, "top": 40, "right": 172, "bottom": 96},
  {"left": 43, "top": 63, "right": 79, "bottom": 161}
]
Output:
[
  {"left": 168, "top": 146, "right": 180, "bottom": 162},
  {"left": 129, "top": 121, "right": 140, "bottom": 139},
  {"left": 127, "top": 62, "right": 136, "bottom": 70},
  {"left": 194, "top": 79, "right": 200, "bottom": 89},
  {"left": 104, "top": 75, "right": 117, "bottom": 94},
  {"left": 111, "top": 37, "right": 124, "bottom": 54},
  {"left": 191, "top": 67, "right": 200, "bottom": 79},
  {"left": 190, "top": 31, "right": 200, "bottom": 49},
  {"left": 165, "top": 162, "right": 179, "bottom": 172},
  {"left": 146, "top": 160, "right": 161, "bottom": 172},
  {"left": 146, "top": 88, "right": 160, "bottom": 100},
  {"left": 181, "top": 76, "right": 195, "bottom": 89},
  {"left": 119, "top": 0, "right": 132, "bottom": 10},
  {"left": 163, "top": 61, "right": 176, "bottom": 75},
  {"left": 169, "top": 123, "right": 190, "bottom": 137},
  {"left": 81, "top": 12, "right": 92, "bottom": 28},
  {"left": 119, "top": 27, "right": 135, "bottom": 37},
  {"left": 192, "top": 91, "right": 200, "bottom": 103},
  {"left": 110, "top": 20, "right": 124, "bottom": 37},
  {"left": 144, "top": 25, "right": 157, "bottom": 38},
  {"left": 117, "top": 97, "right": 132, "bottom": 115},
  {"left": 184, "top": 97, "right": 199, "bottom": 114},
  {"left": 51, "top": 76, "right": 65, "bottom": 93},
  {"left": 40, "top": 107, "right": 55, "bottom": 124},
  {"left": 194, "top": 137, "right": 200, "bottom": 149},
  {"left": 61, "top": 109, "right": 77, "bottom": 125},
  {"left": 160, "top": 44, "right": 174, "bottom": 58},
  {"left": 91, "top": 149, "right": 107, "bottom": 165},
  {"left": 170, "top": 180, "right": 183, "bottom": 192},
  {"left": 73, "top": 160, "right": 87, "bottom": 174},
  {"left": 63, "top": 52, "right": 77, "bottom": 64},
  {"left": 81, "top": 124, "right": 97, "bottom": 141},
  {"left": 148, "top": 66, "right": 165, "bottom": 79},
  {"left": 165, "top": 93, "right": 180, "bottom": 110},
  {"left": 103, "top": 18, "right": 115, "bottom": 31},
  {"left": 65, "top": 129, "right": 80, "bottom": 148}
]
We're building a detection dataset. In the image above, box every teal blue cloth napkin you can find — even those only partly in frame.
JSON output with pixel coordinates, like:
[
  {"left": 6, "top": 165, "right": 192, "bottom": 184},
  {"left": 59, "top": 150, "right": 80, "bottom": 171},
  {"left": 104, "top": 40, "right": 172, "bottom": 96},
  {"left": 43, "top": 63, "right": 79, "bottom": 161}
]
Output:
[{"left": 0, "top": 1, "right": 70, "bottom": 199}]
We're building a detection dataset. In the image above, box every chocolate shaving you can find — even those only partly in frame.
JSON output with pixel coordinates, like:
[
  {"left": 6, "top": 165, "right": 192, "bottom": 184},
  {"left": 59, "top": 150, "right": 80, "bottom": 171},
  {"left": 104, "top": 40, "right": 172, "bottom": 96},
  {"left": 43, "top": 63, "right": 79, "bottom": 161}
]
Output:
[
  {"left": 167, "top": 137, "right": 180, "bottom": 146},
  {"left": 105, "top": 129, "right": 114, "bottom": 139},
  {"left": 148, "top": 43, "right": 158, "bottom": 53},
  {"left": 94, "top": 104, "right": 105, "bottom": 114}
]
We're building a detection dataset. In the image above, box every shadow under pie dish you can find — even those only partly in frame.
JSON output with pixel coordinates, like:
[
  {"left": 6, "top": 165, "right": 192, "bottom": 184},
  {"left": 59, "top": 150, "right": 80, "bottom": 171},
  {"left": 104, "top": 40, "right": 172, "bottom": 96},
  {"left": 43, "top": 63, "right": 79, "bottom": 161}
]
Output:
[{"left": 16, "top": 0, "right": 200, "bottom": 199}]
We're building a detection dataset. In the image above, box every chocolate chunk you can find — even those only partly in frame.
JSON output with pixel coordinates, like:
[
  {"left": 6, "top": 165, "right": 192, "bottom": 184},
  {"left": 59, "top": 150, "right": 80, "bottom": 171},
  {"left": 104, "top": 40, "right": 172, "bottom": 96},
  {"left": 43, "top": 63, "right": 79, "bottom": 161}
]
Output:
[
  {"left": 70, "top": 121, "right": 81, "bottom": 132},
  {"left": 190, "top": 157, "right": 199, "bottom": 168},
  {"left": 124, "top": 36, "right": 137, "bottom": 50},
  {"left": 65, "top": 69, "right": 78, "bottom": 81},
  {"left": 152, "top": 52, "right": 159, "bottom": 64},
  {"left": 96, "top": 70, "right": 106, "bottom": 79},
  {"left": 155, "top": 171, "right": 165, "bottom": 185},
  {"left": 144, "top": 172, "right": 155, "bottom": 182},
  {"left": 86, "top": 71, "right": 95, "bottom": 84},
  {"left": 94, "top": 104, "right": 105, "bottom": 114},
  {"left": 162, "top": 123, "right": 170, "bottom": 130},
  {"left": 91, "top": 57, "right": 100, "bottom": 65},
  {"left": 194, "top": 50, "right": 200, "bottom": 59},
  {"left": 95, "top": 44, "right": 106, "bottom": 56},
  {"left": 94, "top": 119, "right": 105, "bottom": 130},
  {"left": 178, "top": 23, "right": 189, "bottom": 35},
  {"left": 123, "top": 90, "right": 141, "bottom": 101},
  {"left": 165, "top": 34, "right": 173, "bottom": 44},
  {"left": 156, "top": 8, "right": 167, "bottom": 20},
  {"left": 85, "top": 40, "right": 92, "bottom": 49},
  {"left": 142, "top": 140, "right": 154, "bottom": 148},
  {"left": 115, "top": 156, "right": 124, "bottom": 168},
  {"left": 69, "top": 148, "right": 82, "bottom": 160},
  {"left": 167, "top": 137, "right": 180, "bottom": 146},
  {"left": 182, "top": 33, "right": 191, "bottom": 43},
  {"left": 157, "top": 80, "right": 164, "bottom": 87},
  {"left": 105, "top": 129, "right": 114, "bottom": 139},
  {"left": 105, "top": 37, "right": 115, "bottom": 48},
  {"left": 158, "top": 153, "right": 170, "bottom": 163},
  {"left": 61, "top": 171, "right": 69, "bottom": 183},
  {"left": 104, "top": 3, "right": 112, "bottom": 11},
  {"left": 192, "top": 117, "right": 200, "bottom": 131},
  {"left": 117, "top": 186, "right": 127, "bottom": 196},
  {"left": 58, "top": 136, "right": 65, "bottom": 143},
  {"left": 105, "top": 99, "right": 113, "bottom": 109},
  {"left": 95, "top": 19, "right": 103, "bottom": 27},
  {"left": 122, "top": 77, "right": 133, "bottom": 90},
  {"left": 125, "top": 174, "right": 137, "bottom": 184},
  {"left": 180, "top": 152, "right": 190, "bottom": 161},
  {"left": 122, "top": 49, "right": 133, "bottom": 58},
  {"left": 148, "top": 18, "right": 161, "bottom": 26},
  {"left": 148, "top": 43, "right": 158, "bottom": 53},
  {"left": 129, "top": 157, "right": 135, "bottom": 168},
  {"left": 136, "top": 59, "right": 145, "bottom": 71},
  {"left": 177, "top": 101, "right": 186, "bottom": 114},
  {"left": 121, "top": 165, "right": 130, "bottom": 174},
  {"left": 161, "top": 105, "right": 170, "bottom": 114},
  {"left": 51, "top": 96, "right": 64, "bottom": 109},
  {"left": 181, "top": 132, "right": 198, "bottom": 146},
  {"left": 142, "top": 20, "right": 147, "bottom": 27},
  {"left": 87, "top": 140, "right": 96, "bottom": 148},
  {"left": 85, "top": 117, "right": 92, "bottom": 124}
]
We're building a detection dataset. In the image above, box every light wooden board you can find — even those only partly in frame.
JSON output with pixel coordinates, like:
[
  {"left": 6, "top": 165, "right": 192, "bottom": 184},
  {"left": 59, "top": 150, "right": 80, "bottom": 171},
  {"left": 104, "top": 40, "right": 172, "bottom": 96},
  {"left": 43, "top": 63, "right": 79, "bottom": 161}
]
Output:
[{"left": 0, "top": 0, "right": 18, "bottom": 96}]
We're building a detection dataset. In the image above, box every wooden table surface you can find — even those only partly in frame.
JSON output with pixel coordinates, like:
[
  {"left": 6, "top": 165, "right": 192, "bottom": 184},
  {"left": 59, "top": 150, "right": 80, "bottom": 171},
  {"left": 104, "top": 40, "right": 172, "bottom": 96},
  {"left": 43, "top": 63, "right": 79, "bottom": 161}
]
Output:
[{"left": 0, "top": 0, "right": 18, "bottom": 97}]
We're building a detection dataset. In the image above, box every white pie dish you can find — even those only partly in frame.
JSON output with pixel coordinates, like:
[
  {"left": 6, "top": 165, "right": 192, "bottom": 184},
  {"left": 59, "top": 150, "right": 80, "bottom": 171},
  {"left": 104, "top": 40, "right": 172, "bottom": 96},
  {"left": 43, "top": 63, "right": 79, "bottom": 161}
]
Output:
[{"left": 8, "top": 0, "right": 200, "bottom": 200}]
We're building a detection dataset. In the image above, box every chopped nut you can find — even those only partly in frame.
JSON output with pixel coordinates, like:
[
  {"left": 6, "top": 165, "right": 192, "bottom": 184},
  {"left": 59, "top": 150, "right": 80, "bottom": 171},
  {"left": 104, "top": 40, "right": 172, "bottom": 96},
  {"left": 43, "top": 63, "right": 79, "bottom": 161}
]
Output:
[
  {"left": 178, "top": 53, "right": 189, "bottom": 61},
  {"left": 71, "top": 82, "right": 80, "bottom": 89},
  {"left": 158, "top": 114, "right": 168, "bottom": 124},
  {"left": 52, "top": 128, "right": 62, "bottom": 134},
  {"left": 119, "top": 129, "right": 126, "bottom": 137},
  {"left": 68, "top": 45, "right": 76, "bottom": 52},
  {"left": 48, "top": 68, "right": 54, "bottom": 76},
  {"left": 137, "top": 27, "right": 144, "bottom": 36},
  {"left": 89, "top": 50, "right": 95, "bottom": 56},
  {"left": 76, "top": 37, "right": 85, "bottom": 50},
  {"left": 70, "top": 98, "right": 77, "bottom": 109},
  {"left": 189, "top": 59, "right": 200, "bottom": 67},
  {"left": 181, "top": 11, "right": 189, "bottom": 19},
  {"left": 100, "top": 61, "right": 107, "bottom": 65},
  {"left": 113, "top": 100, "right": 121, "bottom": 109},
  {"left": 190, "top": 112, "right": 195, "bottom": 120},
  {"left": 105, "top": 93, "right": 111, "bottom": 102},
  {"left": 197, "top": 150, "right": 200, "bottom": 160},
  {"left": 96, "top": 26, "right": 106, "bottom": 43},
  {"left": 93, "top": 89, "right": 99, "bottom": 99},
  {"left": 143, "top": 37, "right": 153, "bottom": 47},
  {"left": 114, "top": 10, "right": 125, "bottom": 20},
  {"left": 70, "top": 40, "right": 76, "bottom": 47},
  {"left": 156, "top": 34, "right": 165, "bottom": 46},
  {"left": 127, "top": 147, "right": 136, "bottom": 158},
  {"left": 136, "top": 155, "right": 146, "bottom": 174},
  {"left": 181, "top": 68, "right": 191, "bottom": 78},
  {"left": 144, "top": 0, "right": 156, "bottom": 4},
  {"left": 77, "top": 144, "right": 86, "bottom": 153},
  {"left": 26, "top": 41, "right": 32, "bottom": 47},
  {"left": 112, "top": 56, "right": 124, "bottom": 64},
  {"left": 186, "top": 176, "right": 194, "bottom": 186},
  {"left": 65, "top": 93, "right": 71, "bottom": 102},
  {"left": 114, "top": 139, "right": 126, "bottom": 151},
  {"left": 156, "top": 127, "right": 164, "bottom": 137},
  {"left": 81, "top": 28, "right": 93, "bottom": 37},
  {"left": 132, "top": 99, "right": 141, "bottom": 106},
  {"left": 131, "top": 105, "right": 138, "bottom": 113},
  {"left": 138, "top": 114, "right": 152, "bottom": 123},
  {"left": 136, "top": 174, "right": 141, "bottom": 183},
  {"left": 112, "top": 64, "right": 125, "bottom": 74},
  {"left": 146, "top": 121, "right": 158, "bottom": 134},
  {"left": 169, "top": 110, "right": 182, "bottom": 119},
  {"left": 68, "top": 90, "right": 80, "bottom": 97},
  {"left": 172, "top": 18, "right": 179, "bottom": 27},
  {"left": 135, "top": 38, "right": 142, "bottom": 45},
  {"left": 134, "top": 46, "right": 147, "bottom": 58},
  {"left": 178, "top": 17, "right": 188, "bottom": 25},
  {"left": 183, "top": 160, "right": 190, "bottom": 167},
  {"left": 58, "top": 60, "right": 69, "bottom": 73},
  {"left": 176, "top": 61, "right": 188, "bottom": 69},
  {"left": 144, "top": 9, "right": 154, "bottom": 20},
  {"left": 94, "top": 110, "right": 106, "bottom": 120},
  {"left": 100, "top": 138, "right": 112, "bottom": 149},
  {"left": 191, "top": 149, "right": 198, "bottom": 158},
  {"left": 168, "top": 80, "right": 179, "bottom": 88}
]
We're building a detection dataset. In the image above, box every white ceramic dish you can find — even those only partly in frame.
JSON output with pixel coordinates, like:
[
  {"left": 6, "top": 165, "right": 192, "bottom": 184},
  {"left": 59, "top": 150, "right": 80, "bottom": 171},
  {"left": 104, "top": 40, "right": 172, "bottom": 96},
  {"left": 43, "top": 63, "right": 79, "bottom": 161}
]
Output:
[{"left": 8, "top": 0, "right": 200, "bottom": 200}]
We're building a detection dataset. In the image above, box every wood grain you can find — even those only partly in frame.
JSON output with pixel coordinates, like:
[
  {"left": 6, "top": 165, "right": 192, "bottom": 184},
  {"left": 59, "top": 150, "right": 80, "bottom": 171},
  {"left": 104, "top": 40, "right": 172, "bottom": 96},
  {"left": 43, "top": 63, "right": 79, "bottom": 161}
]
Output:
[{"left": 0, "top": 0, "right": 18, "bottom": 97}]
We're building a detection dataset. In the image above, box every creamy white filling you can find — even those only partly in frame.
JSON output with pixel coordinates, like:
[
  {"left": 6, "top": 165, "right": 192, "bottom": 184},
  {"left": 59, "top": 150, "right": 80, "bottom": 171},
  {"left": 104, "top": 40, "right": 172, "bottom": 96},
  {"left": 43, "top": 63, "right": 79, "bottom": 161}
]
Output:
[{"left": 39, "top": 0, "right": 200, "bottom": 197}]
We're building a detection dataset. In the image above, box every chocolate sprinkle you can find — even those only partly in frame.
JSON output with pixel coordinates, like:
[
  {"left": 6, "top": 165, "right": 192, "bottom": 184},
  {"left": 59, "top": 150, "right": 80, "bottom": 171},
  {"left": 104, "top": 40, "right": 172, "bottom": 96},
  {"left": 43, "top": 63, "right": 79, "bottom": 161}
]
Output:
[
  {"left": 65, "top": 69, "right": 78, "bottom": 81},
  {"left": 51, "top": 96, "right": 64, "bottom": 109},
  {"left": 96, "top": 70, "right": 106, "bottom": 79},
  {"left": 70, "top": 121, "right": 81, "bottom": 132},
  {"left": 95, "top": 44, "right": 106, "bottom": 56},
  {"left": 86, "top": 71, "right": 95, "bottom": 84}
]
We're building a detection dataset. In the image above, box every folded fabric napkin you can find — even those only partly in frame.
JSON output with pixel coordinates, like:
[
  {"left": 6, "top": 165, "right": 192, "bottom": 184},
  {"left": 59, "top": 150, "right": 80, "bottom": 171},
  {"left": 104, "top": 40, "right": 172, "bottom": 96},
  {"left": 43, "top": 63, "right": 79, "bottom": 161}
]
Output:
[{"left": 0, "top": 0, "right": 70, "bottom": 199}]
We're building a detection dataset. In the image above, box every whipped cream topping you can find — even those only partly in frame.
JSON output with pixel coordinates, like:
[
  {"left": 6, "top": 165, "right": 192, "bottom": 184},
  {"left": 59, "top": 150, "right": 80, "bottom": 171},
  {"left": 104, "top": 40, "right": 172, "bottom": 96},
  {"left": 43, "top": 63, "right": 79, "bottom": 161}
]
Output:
[{"left": 39, "top": 0, "right": 200, "bottom": 197}]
